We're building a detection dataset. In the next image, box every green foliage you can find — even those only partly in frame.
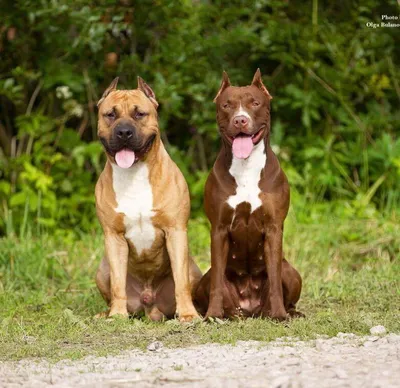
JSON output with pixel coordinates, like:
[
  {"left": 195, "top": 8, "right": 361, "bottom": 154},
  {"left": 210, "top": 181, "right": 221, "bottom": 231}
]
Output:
[{"left": 0, "top": 0, "right": 399, "bottom": 235}]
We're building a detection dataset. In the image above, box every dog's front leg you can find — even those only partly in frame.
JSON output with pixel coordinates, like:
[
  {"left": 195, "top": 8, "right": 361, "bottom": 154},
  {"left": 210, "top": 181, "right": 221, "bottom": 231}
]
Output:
[
  {"left": 105, "top": 231, "right": 129, "bottom": 318},
  {"left": 263, "top": 223, "right": 287, "bottom": 320},
  {"left": 165, "top": 228, "right": 199, "bottom": 322},
  {"left": 206, "top": 227, "right": 229, "bottom": 319}
]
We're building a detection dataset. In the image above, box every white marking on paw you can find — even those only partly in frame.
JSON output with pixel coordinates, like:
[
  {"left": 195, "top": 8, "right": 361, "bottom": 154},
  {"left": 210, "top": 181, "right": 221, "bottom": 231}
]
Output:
[{"left": 112, "top": 162, "right": 155, "bottom": 255}]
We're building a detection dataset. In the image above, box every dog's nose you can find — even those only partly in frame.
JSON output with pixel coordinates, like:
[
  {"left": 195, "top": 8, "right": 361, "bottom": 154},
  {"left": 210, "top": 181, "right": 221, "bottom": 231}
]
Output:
[
  {"left": 233, "top": 115, "right": 249, "bottom": 128},
  {"left": 116, "top": 127, "right": 133, "bottom": 140}
]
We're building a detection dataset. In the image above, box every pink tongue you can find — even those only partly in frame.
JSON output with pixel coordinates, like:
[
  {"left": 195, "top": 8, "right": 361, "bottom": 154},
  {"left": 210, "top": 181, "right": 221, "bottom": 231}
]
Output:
[
  {"left": 115, "top": 149, "right": 136, "bottom": 168},
  {"left": 232, "top": 136, "right": 254, "bottom": 159}
]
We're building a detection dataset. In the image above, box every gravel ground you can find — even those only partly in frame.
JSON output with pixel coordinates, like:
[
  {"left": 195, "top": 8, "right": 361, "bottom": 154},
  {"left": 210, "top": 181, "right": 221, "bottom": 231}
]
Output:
[{"left": 1, "top": 330, "right": 400, "bottom": 388}]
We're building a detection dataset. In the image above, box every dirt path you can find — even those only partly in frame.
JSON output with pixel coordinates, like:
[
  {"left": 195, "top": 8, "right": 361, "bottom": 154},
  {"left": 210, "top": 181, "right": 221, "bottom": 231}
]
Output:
[{"left": 1, "top": 332, "right": 399, "bottom": 387}]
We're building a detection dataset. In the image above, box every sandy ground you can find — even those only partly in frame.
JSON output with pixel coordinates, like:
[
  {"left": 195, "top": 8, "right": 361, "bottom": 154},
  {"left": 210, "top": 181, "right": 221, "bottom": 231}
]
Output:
[{"left": 1, "top": 331, "right": 399, "bottom": 388}]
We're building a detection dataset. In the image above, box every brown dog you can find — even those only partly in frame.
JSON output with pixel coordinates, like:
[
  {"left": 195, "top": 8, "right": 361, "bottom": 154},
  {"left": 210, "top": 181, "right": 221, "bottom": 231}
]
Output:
[
  {"left": 195, "top": 69, "right": 302, "bottom": 320},
  {"left": 95, "top": 77, "right": 201, "bottom": 322}
]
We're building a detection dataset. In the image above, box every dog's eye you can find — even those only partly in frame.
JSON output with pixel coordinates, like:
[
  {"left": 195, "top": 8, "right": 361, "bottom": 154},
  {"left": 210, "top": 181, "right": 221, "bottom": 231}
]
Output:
[
  {"left": 105, "top": 111, "right": 116, "bottom": 120},
  {"left": 252, "top": 101, "right": 260, "bottom": 107},
  {"left": 135, "top": 111, "right": 147, "bottom": 119},
  {"left": 222, "top": 103, "right": 229, "bottom": 109}
]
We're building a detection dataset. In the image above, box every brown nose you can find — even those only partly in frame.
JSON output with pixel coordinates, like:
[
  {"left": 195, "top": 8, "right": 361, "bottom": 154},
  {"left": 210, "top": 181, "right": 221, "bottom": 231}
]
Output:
[{"left": 233, "top": 115, "right": 249, "bottom": 128}]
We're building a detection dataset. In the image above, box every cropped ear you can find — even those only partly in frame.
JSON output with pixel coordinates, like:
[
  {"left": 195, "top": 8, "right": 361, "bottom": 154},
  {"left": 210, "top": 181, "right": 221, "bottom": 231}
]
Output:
[
  {"left": 97, "top": 77, "right": 119, "bottom": 107},
  {"left": 213, "top": 71, "right": 231, "bottom": 103},
  {"left": 251, "top": 68, "right": 272, "bottom": 100},
  {"left": 137, "top": 76, "right": 159, "bottom": 109}
]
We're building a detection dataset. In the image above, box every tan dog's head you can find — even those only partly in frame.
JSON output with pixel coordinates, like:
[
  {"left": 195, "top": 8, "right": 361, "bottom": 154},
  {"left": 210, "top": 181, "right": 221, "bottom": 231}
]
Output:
[
  {"left": 97, "top": 77, "right": 159, "bottom": 168},
  {"left": 213, "top": 69, "right": 272, "bottom": 159}
]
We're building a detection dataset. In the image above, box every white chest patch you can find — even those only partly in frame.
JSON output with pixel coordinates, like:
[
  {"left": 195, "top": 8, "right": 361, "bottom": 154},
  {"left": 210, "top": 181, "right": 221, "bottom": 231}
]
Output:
[
  {"left": 112, "top": 162, "right": 155, "bottom": 256},
  {"left": 227, "top": 141, "right": 266, "bottom": 213}
]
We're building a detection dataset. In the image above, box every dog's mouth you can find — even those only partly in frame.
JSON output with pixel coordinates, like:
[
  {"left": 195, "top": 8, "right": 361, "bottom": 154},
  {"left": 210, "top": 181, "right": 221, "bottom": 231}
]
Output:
[
  {"left": 228, "top": 127, "right": 264, "bottom": 159},
  {"left": 101, "top": 135, "right": 156, "bottom": 168}
]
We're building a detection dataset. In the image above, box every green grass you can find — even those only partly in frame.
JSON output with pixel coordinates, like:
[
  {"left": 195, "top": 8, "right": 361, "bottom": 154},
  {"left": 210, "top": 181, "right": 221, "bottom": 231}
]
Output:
[{"left": 0, "top": 210, "right": 399, "bottom": 361}]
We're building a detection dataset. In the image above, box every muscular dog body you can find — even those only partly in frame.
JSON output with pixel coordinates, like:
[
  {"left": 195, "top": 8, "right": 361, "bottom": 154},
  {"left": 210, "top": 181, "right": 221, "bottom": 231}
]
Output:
[
  {"left": 195, "top": 70, "right": 303, "bottom": 320},
  {"left": 95, "top": 77, "right": 201, "bottom": 322}
]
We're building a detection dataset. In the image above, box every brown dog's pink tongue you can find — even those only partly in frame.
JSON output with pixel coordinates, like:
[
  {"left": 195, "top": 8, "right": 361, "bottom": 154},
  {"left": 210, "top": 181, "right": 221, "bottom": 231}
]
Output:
[
  {"left": 115, "top": 149, "right": 136, "bottom": 168},
  {"left": 232, "top": 136, "right": 253, "bottom": 159}
]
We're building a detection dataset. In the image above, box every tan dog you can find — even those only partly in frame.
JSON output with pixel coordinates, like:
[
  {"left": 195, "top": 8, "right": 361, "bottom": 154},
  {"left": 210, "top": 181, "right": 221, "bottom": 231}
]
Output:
[{"left": 95, "top": 77, "right": 201, "bottom": 322}]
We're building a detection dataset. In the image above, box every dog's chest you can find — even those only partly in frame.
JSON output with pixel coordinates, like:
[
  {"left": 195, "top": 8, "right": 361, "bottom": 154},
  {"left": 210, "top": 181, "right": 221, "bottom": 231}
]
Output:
[
  {"left": 112, "top": 162, "right": 156, "bottom": 256},
  {"left": 227, "top": 141, "right": 266, "bottom": 213}
]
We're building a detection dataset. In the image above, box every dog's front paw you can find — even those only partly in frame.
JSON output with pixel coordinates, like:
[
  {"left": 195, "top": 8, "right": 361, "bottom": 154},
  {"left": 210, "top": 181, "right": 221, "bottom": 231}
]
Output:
[
  {"left": 95, "top": 309, "right": 129, "bottom": 319},
  {"left": 205, "top": 307, "right": 224, "bottom": 320},
  {"left": 108, "top": 309, "right": 129, "bottom": 319},
  {"left": 107, "top": 299, "right": 129, "bottom": 319},
  {"left": 287, "top": 309, "right": 305, "bottom": 318},
  {"left": 260, "top": 305, "right": 288, "bottom": 321},
  {"left": 179, "top": 311, "right": 200, "bottom": 323},
  {"left": 268, "top": 307, "right": 289, "bottom": 321}
]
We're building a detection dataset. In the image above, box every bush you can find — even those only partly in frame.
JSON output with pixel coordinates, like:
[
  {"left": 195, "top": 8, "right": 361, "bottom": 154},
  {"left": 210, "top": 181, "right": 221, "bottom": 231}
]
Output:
[{"left": 0, "top": 0, "right": 399, "bottom": 235}]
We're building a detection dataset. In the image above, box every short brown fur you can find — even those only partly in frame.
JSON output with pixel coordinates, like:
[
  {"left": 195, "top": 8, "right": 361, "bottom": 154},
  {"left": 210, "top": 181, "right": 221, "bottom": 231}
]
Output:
[{"left": 195, "top": 70, "right": 303, "bottom": 320}]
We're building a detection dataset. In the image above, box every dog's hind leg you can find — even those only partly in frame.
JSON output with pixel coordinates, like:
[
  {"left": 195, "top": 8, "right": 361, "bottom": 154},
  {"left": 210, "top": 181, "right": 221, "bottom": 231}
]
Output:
[
  {"left": 194, "top": 269, "right": 244, "bottom": 319},
  {"left": 95, "top": 256, "right": 144, "bottom": 317},
  {"left": 194, "top": 269, "right": 210, "bottom": 316},
  {"left": 189, "top": 258, "right": 203, "bottom": 298},
  {"left": 152, "top": 275, "right": 176, "bottom": 320},
  {"left": 282, "top": 259, "right": 304, "bottom": 318}
]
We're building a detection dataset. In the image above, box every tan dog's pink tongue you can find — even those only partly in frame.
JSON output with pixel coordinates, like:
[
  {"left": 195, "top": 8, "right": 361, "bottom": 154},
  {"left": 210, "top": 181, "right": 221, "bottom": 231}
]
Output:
[
  {"left": 232, "top": 136, "right": 253, "bottom": 159},
  {"left": 115, "top": 149, "right": 136, "bottom": 168}
]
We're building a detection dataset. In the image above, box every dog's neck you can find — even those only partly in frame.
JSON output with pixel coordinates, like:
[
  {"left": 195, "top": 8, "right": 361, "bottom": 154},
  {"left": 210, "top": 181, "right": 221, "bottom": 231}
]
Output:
[{"left": 142, "top": 133, "right": 163, "bottom": 166}]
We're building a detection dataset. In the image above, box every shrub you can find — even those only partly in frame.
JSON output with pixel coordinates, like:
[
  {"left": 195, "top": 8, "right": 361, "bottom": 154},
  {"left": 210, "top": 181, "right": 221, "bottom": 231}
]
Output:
[{"left": 0, "top": 0, "right": 399, "bottom": 235}]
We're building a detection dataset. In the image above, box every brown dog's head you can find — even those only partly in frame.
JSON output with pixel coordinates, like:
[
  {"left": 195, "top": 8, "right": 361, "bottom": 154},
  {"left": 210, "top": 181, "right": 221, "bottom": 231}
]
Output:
[
  {"left": 213, "top": 69, "right": 272, "bottom": 159},
  {"left": 97, "top": 77, "right": 159, "bottom": 168}
]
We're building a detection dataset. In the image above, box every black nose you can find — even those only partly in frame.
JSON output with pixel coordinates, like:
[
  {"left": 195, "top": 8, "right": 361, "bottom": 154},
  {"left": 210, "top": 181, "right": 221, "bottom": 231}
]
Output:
[{"left": 116, "top": 127, "right": 133, "bottom": 140}]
